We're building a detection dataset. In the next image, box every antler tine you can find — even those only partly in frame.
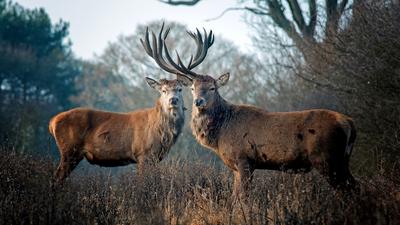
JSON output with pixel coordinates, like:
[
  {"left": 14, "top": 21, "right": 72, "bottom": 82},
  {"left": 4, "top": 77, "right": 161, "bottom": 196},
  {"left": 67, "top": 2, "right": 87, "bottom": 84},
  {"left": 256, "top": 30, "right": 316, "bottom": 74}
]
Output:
[
  {"left": 155, "top": 23, "right": 181, "bottom": 74},
  {"left": 162, "top": 39, "right": 196, "bottom": 76},
  {"left": 185, "top": 29, "right": 205, "bottom": 63},
  {"left": 140, "top": 27, "right": 153, "bottom": 57},
  {"left": 208, "top": 30, "right": 214, "bottom": 46},
  {"left": 141, "top": 23, "right": 213, "bottom": 79},
  {"left": 163, "top": 26, "right": 170, "bottom": 40},
  {"left": 140, "top": 23, "right": 186, "bottom": 75},
  {"left": 175, "top": 51, "right": 198, "bottom": 76},
  {"left": 186, "top": 33, "right": 200, "bottom": 70},
  {"left": 161, "top": 32, "right": 183, "bottom": 73},
  {"left": 188, "top": 28, "right": 214, "bottom": 70},
  {"left": 186, "top": 55, "right": 193, "bottom": 69},
  {"left": 150, "top": 30, "right": 177, "bottom": 74}
]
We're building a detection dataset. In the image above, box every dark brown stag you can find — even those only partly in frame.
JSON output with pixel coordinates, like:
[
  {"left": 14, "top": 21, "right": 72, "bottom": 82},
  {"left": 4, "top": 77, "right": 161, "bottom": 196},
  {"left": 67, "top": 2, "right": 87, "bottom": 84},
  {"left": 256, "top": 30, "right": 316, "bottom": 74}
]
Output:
[
  {"left": 144, "top": 24, "right": 357, "bottom": 196},
  {"left": 49, "top": 33, "right": 190, "bottom": 182}
]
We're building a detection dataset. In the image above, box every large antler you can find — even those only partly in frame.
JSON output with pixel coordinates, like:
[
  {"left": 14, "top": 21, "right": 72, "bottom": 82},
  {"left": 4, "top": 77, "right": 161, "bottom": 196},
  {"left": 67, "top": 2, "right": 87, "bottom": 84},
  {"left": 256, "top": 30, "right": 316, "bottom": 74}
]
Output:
[{"left": 140, "top": 22, "right": 214, "bottom": 79}]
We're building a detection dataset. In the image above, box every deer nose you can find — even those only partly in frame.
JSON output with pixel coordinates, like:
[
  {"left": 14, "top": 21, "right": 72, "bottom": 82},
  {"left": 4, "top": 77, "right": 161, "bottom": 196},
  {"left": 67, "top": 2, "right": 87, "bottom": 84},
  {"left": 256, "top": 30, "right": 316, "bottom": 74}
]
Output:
[
  {"left": 169, "top": 97, "right": 179, "bottom": 105},
  {"left": 194, "top": 98, "right": 205, "bottom": 107}
]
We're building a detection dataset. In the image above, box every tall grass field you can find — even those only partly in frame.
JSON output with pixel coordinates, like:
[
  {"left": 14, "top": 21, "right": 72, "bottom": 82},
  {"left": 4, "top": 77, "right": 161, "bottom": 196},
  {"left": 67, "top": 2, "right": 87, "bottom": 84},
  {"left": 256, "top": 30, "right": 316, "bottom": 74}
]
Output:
[{"left": 1, "top": 145, "right": 399, "bottom": 225}]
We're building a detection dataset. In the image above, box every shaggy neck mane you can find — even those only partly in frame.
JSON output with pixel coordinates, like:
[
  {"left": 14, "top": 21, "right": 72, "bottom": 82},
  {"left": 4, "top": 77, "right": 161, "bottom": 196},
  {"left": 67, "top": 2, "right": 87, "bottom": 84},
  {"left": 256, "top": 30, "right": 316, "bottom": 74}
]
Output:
[
  {"left": 154, "top": 99, "right": 185, "bottom": 153},
  {"left": 191, "top": 92, "right": 232, "bottom": 148}
]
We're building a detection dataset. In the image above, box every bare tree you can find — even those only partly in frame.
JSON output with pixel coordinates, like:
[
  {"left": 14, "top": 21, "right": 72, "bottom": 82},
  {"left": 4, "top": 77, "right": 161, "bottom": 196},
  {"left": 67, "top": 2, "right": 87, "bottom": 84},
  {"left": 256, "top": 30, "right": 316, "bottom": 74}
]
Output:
[
  {"left": 301, "top": 2, "right": 400, "bottom": 169},
  {"left": 256, "top": 1, "right": 400, "bottom": 169},
  {"left": 160, "top": 0, "right": 359, "bottom": 58}
]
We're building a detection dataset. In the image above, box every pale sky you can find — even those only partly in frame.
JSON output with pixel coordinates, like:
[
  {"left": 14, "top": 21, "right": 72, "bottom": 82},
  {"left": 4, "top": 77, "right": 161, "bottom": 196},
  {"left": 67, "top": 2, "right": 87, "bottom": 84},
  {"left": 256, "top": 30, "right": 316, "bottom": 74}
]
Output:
[{"left": 16, "top": 0, "right": 253, "bottom": 59}]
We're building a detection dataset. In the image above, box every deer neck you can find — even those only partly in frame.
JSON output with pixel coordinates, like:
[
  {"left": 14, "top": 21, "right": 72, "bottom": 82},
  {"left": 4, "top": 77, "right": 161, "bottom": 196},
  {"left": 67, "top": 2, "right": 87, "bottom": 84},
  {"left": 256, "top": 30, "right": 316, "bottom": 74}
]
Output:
[
  {"left": 154, "top": 99, "right": 185, "bottom": 150},
  {"left": 191, "top": 93, "right": 231, "bottom": 149}
]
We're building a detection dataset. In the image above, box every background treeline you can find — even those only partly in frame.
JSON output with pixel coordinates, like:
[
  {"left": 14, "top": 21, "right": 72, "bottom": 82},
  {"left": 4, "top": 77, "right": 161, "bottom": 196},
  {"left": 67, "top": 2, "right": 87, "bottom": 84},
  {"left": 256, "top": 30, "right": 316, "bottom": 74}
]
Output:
[
  {"left": 0, "top": 0, "right": 79, "bottom": 153},
  {"left": 1, "top": 0, "right": 399, "bottom": 176}
]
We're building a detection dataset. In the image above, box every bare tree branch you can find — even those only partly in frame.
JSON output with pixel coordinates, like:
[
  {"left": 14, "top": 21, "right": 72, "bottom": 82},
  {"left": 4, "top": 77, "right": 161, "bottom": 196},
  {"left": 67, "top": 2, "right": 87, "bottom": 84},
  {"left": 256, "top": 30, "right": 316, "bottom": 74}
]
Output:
[
  {"left": 244, "top": 6, "right": 269, "bottom": 15},
  {"left": 266, "top": 0, "right": 304, "bottom": 48},
  {"left": 286, "top": 0, "right": 306, "bottom": 34},
  {"left": 338, "top": 0, "right": 349, "bottom": 15},
  {"left": 158, "top": 0, "right": 201, "bottom": 6},
  {"left": 205, "top": 7, "right": 269, "bottom": 22},
  {"left": 325, "top": 0, "right": 339, "bottom": 38},
  {"left": 307, "top": 0, "right": 317, "bottom": 38}
]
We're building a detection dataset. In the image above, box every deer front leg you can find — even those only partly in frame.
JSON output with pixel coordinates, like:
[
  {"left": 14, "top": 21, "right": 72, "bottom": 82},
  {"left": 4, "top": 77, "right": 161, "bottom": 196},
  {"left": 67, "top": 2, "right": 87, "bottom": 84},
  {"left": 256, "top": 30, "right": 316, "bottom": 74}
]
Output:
[
  {"left": 54, "top": 147, "right": 83, "bottom": 185},
  {"left": 136, "top": 152, "right": 158, "bottom": 176},
  {"left": 232, "top": 158, "right": 255, "bottom": 198},
  {"left": 136, "top": 157, "right": 151, "bottom": 176}
]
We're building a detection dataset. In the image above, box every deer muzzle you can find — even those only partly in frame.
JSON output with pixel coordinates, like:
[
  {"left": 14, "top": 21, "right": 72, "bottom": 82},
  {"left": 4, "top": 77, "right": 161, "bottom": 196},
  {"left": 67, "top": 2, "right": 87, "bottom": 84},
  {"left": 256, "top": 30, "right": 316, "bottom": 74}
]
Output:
[{"left": 194, "top": 98, "right": 205, "bottom": 108}]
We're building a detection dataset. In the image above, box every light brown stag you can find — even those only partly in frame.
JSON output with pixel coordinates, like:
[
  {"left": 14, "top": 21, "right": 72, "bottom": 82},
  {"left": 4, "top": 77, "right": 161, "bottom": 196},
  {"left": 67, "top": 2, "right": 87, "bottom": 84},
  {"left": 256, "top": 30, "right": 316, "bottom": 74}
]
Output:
[
  {"left": 49, "top": 73, "right": 190, "bottom": 182},
  {"left": 144, "top": 24, "right": 357, "bottom": 196}
]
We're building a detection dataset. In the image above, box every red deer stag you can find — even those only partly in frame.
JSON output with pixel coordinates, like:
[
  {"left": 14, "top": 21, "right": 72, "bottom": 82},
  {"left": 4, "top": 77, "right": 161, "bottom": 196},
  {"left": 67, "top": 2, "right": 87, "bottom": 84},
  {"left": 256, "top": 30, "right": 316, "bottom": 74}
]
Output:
[
  {"left": 144, "top": 24, "right": 357, "bottom": 196},
  {"left": 49, "top": 60, "right": 190, "bottom": 182}
]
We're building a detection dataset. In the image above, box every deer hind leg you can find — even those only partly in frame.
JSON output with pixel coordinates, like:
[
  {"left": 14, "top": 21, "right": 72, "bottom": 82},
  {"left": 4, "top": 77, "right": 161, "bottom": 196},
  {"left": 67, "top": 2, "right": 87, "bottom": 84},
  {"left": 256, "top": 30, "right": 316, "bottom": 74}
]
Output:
[
  {"left": 54, "top": 146, "right": 83, "bottom": 184},
  {"left": 313, "top": 155, "right": 357, "bottom": 193},
  {"left": 327, "top": 162, "right": 358, "bottom": 193}
]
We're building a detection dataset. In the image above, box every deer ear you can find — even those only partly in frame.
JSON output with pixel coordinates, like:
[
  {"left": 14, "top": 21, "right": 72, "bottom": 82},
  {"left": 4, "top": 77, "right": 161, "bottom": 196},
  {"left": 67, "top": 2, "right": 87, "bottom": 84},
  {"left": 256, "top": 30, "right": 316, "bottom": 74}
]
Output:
[
  {"left": 216, "top": 73, "right": 230, "bottom": 88},
  {"left": 145, "top": 77, "right": 160, "bottom": 90},
  {"left": 177, "top": 75, "right": 192, "bottom": 86}
]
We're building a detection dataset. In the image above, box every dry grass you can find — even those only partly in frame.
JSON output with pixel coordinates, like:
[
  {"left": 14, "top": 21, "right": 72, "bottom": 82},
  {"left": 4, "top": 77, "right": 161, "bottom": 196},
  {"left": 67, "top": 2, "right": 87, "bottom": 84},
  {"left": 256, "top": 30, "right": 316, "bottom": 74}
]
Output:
[{"left": 0, "top": 147, "right": 399, "bottom": 225}]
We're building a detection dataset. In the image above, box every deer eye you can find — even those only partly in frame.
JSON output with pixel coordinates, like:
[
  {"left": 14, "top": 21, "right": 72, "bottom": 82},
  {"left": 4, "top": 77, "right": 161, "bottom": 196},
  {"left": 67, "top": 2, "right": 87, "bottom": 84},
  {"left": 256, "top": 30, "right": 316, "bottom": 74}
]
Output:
[
  {"left": 191, "top": 88, "right": 194, "bottom": 91},
  {"left": 162, "top": 90, "right": 167, "bottom": 94},
  {"left": 178, "top": 88, "right": 182, "bottom": 92},
  {"left": 210, "top": 87, "right": 215, "bottom": 91}
]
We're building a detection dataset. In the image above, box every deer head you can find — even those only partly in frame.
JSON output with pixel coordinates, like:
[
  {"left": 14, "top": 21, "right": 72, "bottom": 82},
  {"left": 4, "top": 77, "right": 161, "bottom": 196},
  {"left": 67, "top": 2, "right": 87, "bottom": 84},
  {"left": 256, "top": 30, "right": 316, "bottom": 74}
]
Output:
[
  {"left": 141, "top": 22, "right": 229, "bottom": 111},
  {"left": 141, "top": 23, "right": 195, "bottom": 115},
  {"left": 145, "top": 77, "right": 188, "bottom": 115}
]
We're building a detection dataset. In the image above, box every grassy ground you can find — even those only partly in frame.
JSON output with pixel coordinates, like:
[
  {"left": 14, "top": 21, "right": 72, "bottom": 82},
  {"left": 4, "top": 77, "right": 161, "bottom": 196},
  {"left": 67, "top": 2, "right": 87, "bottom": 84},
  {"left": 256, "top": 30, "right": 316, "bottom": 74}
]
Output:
[{"left": 0, "top": 147, "right": 399, "bottom": 225}]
